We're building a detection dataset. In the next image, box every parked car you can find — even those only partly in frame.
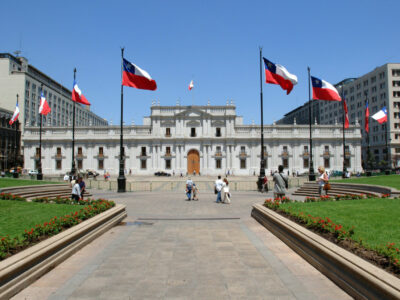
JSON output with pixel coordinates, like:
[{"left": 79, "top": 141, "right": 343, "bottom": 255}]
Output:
[
  {"left": 28, "top": 170, "right": 39, "bottom": 175},
  {"left": 154, "top": 171, "right": 171, "bottom": 176}
]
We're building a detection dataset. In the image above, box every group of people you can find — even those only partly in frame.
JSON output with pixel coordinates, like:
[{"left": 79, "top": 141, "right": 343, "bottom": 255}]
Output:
[
  {"left": 185, "top": 177, "right": 199, "bottom": 200},
  {"left": 70, "top": 176, "right": 86, "bottom": 201},
  {"left": 214, "top": 176, "right": 231, "bottom": 204}
]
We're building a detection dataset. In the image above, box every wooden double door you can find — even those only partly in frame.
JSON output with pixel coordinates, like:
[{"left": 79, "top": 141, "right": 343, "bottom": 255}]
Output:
[{"left": 187, "top": 150, "right": 200, "bottom": 175}]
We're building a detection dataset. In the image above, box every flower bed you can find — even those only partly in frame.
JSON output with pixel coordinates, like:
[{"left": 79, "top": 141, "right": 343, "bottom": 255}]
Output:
[
  {"left": 0, "top": 197, "right": 115, "bottom": 260},
  {"left": 264, "top": 197, "right": 400, "bottom": 276}
]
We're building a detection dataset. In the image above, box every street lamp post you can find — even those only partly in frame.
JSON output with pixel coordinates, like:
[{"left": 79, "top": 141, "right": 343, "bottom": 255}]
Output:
[
  {"left": 118, "top": 48, "right": 126, "bottom": 192},
  {"left": 13, "top": 94, "right": 19, "bottom": 179},
  {"left": 308, "top": 67, "right": 315, "bottom": 181}
]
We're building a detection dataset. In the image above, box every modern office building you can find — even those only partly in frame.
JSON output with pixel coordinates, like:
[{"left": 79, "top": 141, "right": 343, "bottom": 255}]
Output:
[
  {"left": 23, "top": 103, "right": 362, "bottom": 175},
  {"left": 276, "top": 100, "right": 321, "bottom": 125},
  {"left": 0, "top": 53, "right": 108, "bottom": 130},
  {"left": 319, "top": 64, "right": 400, "bottom": 168}
]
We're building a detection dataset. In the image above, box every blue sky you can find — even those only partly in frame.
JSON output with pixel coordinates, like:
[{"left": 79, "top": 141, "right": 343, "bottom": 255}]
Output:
[{"left": 1, "top": 0, "right": 400, "bottom": 125}]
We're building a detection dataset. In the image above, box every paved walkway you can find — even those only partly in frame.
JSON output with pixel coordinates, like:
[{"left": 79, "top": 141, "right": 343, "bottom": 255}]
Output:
[{"left": 12, "top": 190, "right": 350, "bottom": 300}]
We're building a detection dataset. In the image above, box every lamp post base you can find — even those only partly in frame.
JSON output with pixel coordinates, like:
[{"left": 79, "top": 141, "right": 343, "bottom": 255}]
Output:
[
  {"left": 118, "top": 176, "right": 126, "bottom": 193},
  {"left": 257, "top": 176, "right": 264, "bottom": 192},
  {"left": 12, "top": 172, "right": 19, "bottom": 178},
  {"left": 37, "top": 173, "right": 43, "bottom": 180},
  {"left": 308, "top": 174, "right": 316, "bottom": 181},
  {"left": 366, "top": 171, "right": 372, "bottom": 177}
]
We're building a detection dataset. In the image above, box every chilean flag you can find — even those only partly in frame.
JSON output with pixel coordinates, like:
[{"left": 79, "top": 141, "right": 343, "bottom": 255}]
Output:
[
  {"left": 365, "top": 100, "right": 370, "bottom": 133},
  {"left": 188, "top": 80, "right": 194, "bottom": 91},
  {"left": 122, "top": 58, "right": 157, "bottom": 91},
  {"left": 311, "top": 76, "right": 341, "bottom": 101},
  {"left": 9, "top": 101, "right": 20, "bottom": 125},
  {"left": 72, "top": 81, "right": 90, "bottom": 105},
  {"left": 371, "top": 107, "right": 387, "bottom": 124},
  {"left": 343, "top": 99, "right": 349, "bottom": 129},
  {"left": 263, "top": 58, "right": 297, "bottom": 95},
  {"left": 39, "top": 92, "right": 51, "bottom": 115}
]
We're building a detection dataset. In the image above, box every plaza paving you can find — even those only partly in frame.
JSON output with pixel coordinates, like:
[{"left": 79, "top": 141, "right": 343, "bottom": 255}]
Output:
[{"left": 12, "top": 189, "right": 350, "bottom": 300}]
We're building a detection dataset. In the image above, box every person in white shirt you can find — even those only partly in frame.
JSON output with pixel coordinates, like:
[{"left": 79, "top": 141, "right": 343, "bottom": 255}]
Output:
[
  {"left": 222, "top": 178, "right": 231, "bottom": 204},
  {"left": 63, "top": 174, "right": 69, "bottom": 182},
  {"left": 214, "top": 175, "right": 224, "bottom": 203},
  {"left": 186, "top": 177, "right": 194, "bottom": 200},
  {"left": 71, "top": 177, "right": 81, "bottom": 201}
]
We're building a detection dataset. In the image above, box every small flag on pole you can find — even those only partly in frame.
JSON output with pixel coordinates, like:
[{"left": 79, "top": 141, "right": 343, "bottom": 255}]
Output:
[
  {"left": 311, "top": 76, "right": 341, "bottom": 101},
  {"left": 263, "top": 58, "right": 297, "bottom": 95},
  {"left": 39, "top": 92, "right": 51, "bottom": 115},
  {"left": 9, "top": 101, "right": 20, "bottom": 125},
  {"left": 122, "top": 58, "right": 157, "bottom": 91},
  {"left": 371, "top": 107, "right": 387, "bottom": 124},
  {"left": 72, "top": 81, "right": 90, "bottom": 105},
  {"left": 188, "top": 80, "right": 194, "bottom": 91}
]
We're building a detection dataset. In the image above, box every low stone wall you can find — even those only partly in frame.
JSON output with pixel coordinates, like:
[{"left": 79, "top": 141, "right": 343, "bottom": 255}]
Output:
[
  {"left": 251, "top": 204, "right": 400, "bottom": 299},
  {"left": 87, "top": 177, "right": 307, "bottom": 192},
  {"left": 0, "top": 204, "right": 127, "bottom": 299}
]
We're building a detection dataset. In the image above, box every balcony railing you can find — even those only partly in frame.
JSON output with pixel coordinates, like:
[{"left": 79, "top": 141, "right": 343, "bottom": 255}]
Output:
[
  {"left": 165, "top": 134, "right": 171, "bottom": 137},
  {"left": 215, "top": 151, "right": 222, "bottom": 157}
]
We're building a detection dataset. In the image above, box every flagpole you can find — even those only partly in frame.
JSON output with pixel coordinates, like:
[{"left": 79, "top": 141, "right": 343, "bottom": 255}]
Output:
[
  {"left": 257, "top": 46, "right": 265, "bottom": 192},
  {"left": 308, "top": 67, "right": 315, "bottom": 181},
  {"left": 365, "top": 92, "right": 371, "bottom": 176},
  {"left": 341, "top": 90, "right": 347, "bottom": 178},
  {"left": 13, "top": 94, "right": 19, "bottom": 179},
  {"left": 71, "top": 68, "right": 77, "bottom": 177},
  {"left": 118, "top": 47, "right": 126, "bottom": 192},
  {"left": 385, "top": 122, "right": 389, "bottom": 174},
  {"left": 37, "top": 84, "right": 43, "bottom": 180}
]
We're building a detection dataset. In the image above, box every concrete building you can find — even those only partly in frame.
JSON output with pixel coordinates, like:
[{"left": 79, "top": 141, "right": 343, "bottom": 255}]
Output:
[
  {"left": 277, "top": 100, "right": 321, "bottom": 125},
  {"left": 23, "top": 103, "right": 363, "bottom": 176},
  {"left": 0, "top": 53, "right": 108, "bottom": 131},
  {"left": 319, "top": 64, "right": 400, "bottom": 168}
]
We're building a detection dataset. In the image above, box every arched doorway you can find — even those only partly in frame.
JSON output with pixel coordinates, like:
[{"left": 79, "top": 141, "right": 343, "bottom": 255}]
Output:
[{"left": 187, "top": 149, "right": 200, "bottom": 175}]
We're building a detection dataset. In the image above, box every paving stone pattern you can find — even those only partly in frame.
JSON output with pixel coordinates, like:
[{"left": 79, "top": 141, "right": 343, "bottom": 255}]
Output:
[{"left": 12, "top": 189, "right": 350, "bottom": 300}]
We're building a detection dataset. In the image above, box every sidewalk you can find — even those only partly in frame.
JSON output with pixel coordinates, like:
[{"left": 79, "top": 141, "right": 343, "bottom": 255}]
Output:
[{"left": 12, "top": 190, "right": 348, "bottom": 299}]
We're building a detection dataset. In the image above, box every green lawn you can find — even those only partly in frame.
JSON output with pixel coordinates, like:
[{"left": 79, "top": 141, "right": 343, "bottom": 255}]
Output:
[
  {"left": 0, "top": 178, "right": 60, "bottom": 188},
  {"left": 331, "top": 174, "right": 400, "bottom": 190},
  {"left": 0, "top": 200, "right": 78, "bottom": 238},
  {"left": 280, "top": 198, "right": 400, "bottom": 249}
]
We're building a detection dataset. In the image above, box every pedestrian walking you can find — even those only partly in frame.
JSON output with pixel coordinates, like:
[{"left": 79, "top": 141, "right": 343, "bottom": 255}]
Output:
[
  {"left": 71, "top": 177, "right": 81, "bottom": 201},
  {"left": 214, "top": 175, "right": 224, "bottom": 203},
  {"left": 192, "top": 183, "right": 199, "bottom": 200},
  {"left": 317, "top": 166, "right": 329, "bottom": 195},
  {"left": 222, "top": 178, "right": 231, "bottom": 204},
  {"left": 262, "top": 175, "right": 268, "bottom": 193},
  {"left": 79, "top": 177, "right": 86, "bottom": 200},
  {"left": 273, "top": 165, "right": 288, "bottom": 199},
  {"left": 186, "top": 177, "right": 194, "bottom": 200}
]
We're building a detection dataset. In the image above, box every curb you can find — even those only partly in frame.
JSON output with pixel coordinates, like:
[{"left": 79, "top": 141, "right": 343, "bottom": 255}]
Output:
[
  {"left": 251, "top": 203, "right": 400, "bottom": 300},
  {"left": 0, "top": 204, "right": 127, "bottom": 299}
]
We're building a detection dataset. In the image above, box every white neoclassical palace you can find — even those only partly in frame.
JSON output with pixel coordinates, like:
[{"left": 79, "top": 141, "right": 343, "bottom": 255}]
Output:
[{"left": 23, "top": 103, "right": 363, "bottom": 175}]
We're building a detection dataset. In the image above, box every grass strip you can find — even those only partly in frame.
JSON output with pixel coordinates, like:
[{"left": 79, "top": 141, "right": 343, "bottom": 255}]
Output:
[
  {"left": 0, "top": 178, "right": 60, "bottom": 188},
  {"left": 0, "top": 201, "right": 79, "bottom": 238},
  {"left": 331, "top": 174, "right": 400, "bottom": 190}
]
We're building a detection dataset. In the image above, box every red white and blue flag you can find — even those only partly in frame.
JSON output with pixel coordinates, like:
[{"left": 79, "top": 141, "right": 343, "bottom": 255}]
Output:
[
  {"left": 9, "top": 101, "right": 20, "bottom": 125},
  {"left": 263, "top": 58, "right": 297, "bottom": 95},
  {"left": 122, "top": 58, "right": 157, "bottom": 91},
  {"left": 371, "top": 107, "right": 387, "bottom": 124},
  {"left": 39, "top": 92, "right": 51, "bottom": 115},
  {"left": 365, "top": 100, "right": 370, "bottom": 133},
  {"left": 188, "top": 80, "right": 194, "bottom": 91},
  {"left": 72, "top": 81, "right": 90, "bottom": 105},
  {"left": 343, "top": 99, "right": 349, "bottom": 129},
  {"left": 311, "top": 76, "right": 341, "bottom": 101}
]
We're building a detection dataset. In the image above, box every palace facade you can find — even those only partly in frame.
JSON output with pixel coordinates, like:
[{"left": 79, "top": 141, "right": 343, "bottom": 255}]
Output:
[{"left": 23, "top": 104, "right": 363, "bottom": 175}]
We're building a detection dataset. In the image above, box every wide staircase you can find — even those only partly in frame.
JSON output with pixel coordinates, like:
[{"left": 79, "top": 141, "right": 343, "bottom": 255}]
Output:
[
  {"left": 292, "top": 182, "right": 392, "bottom": 198},
  {"left": 0, "top": 184, "right": 93, "bottom": 201}
]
